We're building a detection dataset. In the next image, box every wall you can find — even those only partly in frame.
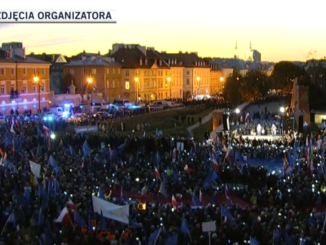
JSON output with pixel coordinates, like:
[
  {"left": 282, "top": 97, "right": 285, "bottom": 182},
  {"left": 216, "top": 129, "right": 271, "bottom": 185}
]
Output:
[{"left": 291, "top": 78, "right": 311, "bottom": 124}]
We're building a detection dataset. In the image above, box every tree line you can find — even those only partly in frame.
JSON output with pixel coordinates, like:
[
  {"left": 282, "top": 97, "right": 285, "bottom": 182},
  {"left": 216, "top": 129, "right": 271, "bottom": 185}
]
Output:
[{"left": 222, "top": 60, "right": 325, "bottom": 107}]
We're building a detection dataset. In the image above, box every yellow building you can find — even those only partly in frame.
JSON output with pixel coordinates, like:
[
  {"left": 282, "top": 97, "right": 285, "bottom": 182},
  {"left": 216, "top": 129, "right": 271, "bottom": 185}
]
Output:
[
  {"left": 0, "top": 42, "right": 51, "bottom": 114},
  {"left": 160, "top": 52, "right": 210, "bottom": 98},
  {"left": 63, "top": 54, "right": 122, "bottom": 102},
  {"left": 109, "top": 44, "right": 171, "bottom": 101},
  {"left": 210, "top": 67, "right": 223, "bottom": 95}
]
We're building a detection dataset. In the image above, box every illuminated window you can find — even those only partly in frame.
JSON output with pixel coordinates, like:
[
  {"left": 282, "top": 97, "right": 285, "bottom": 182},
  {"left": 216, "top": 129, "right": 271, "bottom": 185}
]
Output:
[
  {"left": 81, "top": 69, "right": 85, "bottom": 75},
  {"left": 125, "top": 70, "right": 129, "bottom": 76},
  {"left": 118, "top": 69, "right": 120, "bottom": 74},
  {"left": 0, "top": 85, "right": 5, "bottom": 95},
  {"left": 69, "top": 69, "right": 74, "bottom": 75},
  {"left": 41, "top": 68, "right": 45, "bottom": 75},
  {"left": 10, "top": 68, "right": 14, "bottom": 75},
  {"left": 112, "top": 80, "right": 115, "bottom": 88},
  {"left": 106, "top": 80, "right": 110, "bottom": 88},
  {"left": 125, "top": 81, "right": 130, "bottom": 90},
  {"left": 33, "top": 68, "right": 36, "bottom": 74},
  {"left": 22, "top": 81, "right": 27, "bottom": 93},
  {"left": 106, "top": 68, "right": 109, "bottom": 74},
  {"left": 112, "top": 69, "right": 115, "bottom": 74},
  {"left": 22, "top": 68, "right": 26, "bottom": 75},
  {"left": 186, "top": 78, "right": 190, "bottom": 85},
  {"left": 0, "top": 68, "right": 4, "bottom": 75},
  {"left": 91, "top": 69, "right": 96, "bottom": 75}
]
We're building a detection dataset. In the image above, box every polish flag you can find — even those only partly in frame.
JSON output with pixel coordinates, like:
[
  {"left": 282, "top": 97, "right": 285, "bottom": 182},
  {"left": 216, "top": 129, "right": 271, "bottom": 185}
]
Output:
[
  {"left": 199, "top": 189, "right": 203, "bottom": 203},
  {"left": 184, "top": 164, "right": 194, "bottom": 174},
  {"left": 43, "top": 125, "right": 50, "bottom": 136},
  {"left": 54, "top": 207, "right": 70, "bottom": 223},
  {"left": 171, "top": 195, "right": 178, "bottom": 210},
  {"left": 154, "top": 167, "right": 160, "bottom": 179},
  {"left": 225, "top": 184, "right": 230, "bottom": 200},
  {"left": 225, "top": 146, "right": 232, "bottom": 161}
]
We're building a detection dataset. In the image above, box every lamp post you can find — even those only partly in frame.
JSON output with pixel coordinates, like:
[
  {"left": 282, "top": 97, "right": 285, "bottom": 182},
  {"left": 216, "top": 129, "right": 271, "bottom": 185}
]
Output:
[
  {"left": 167, "top": 77, "right": 171, "bottom": 99},
  {"left": 134, "top": 77, "right": 139, "bottom": 102},
  {"left": 235, "top": 108, "right": 240, "bottom": 133},
  {"left": 220, "top": 77, "right": 224, "bottom": 93},
  {"left": 196, "top": 76, "right": 200, "bottom": 95},
  {"left": 33, "top": 76, "right": 41, "bottom": 114},
  {"left": 280, "top": 106, "right": 285, "bottom": 136}
]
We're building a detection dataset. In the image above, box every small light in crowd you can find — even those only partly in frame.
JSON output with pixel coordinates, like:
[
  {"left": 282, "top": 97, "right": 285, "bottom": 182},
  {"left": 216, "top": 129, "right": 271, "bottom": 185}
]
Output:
[
  {"left": 64, "top": 191, "right": 67, "bottom": 195},
  {"left": 136, "top": 237, "right": 139, "bottom": 240},
  {"left": 278, "top": 213, "right": 281, "bottom": 216},
  {"left": 153, "top": 179, "right": 155, "bottom": 182},
  {"left": 160, "top": 223, "right": 163, "bottom": 226},
  {"left": 312, "top": 184, "right": 315, "bottom": 188},
  {"left": 318, "top": 191, "right": 320, "bottom": 195},
  {"left": 272, "top": 171, "right": 275, "bottom": 175},
  {"left": 70, "top": 169, "right": 72, "bottom": 172},
  {"left": 50, "top": 133, "right": 55, "bottom": 139},
  {"left": 283, "top": 179, "right": 286, "bottom": 183},
  {"left": 70, "top": 194, "right": 73, "bottom": 198},
  {"left": 171, "top": 208, "right": 175, "bottom": 212},
  {"left": 212, "top": 204, "right": 215, "bottom": 207},
  {"left": 216, "top": 187, "right": 219, "bottom": 191},
  {"left": 288, "top": 189, "right": 291, "bottom": 193},
  {"left": 136, "top": 178, "right": 139, "bottom": 182},
  {"left": 93, "top": 227, "right": 95, "bottom": 230},
  {"left": 312, "top": 188, "right": 315, "bottom": 192},
  {"left": 112, "top": 173, "right": 115, "bottom": 176},
  {"left": 129, "top": 198, "right": 132, "bottom": 201},
  {"left": 96, "top": 186, "right": 98, "bottom": 189}
]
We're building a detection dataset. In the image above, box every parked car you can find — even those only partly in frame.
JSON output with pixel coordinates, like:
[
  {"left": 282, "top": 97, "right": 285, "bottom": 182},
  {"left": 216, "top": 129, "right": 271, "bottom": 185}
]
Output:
[{"left": 93, "top": 111, "right": 113, "bottom": 119}]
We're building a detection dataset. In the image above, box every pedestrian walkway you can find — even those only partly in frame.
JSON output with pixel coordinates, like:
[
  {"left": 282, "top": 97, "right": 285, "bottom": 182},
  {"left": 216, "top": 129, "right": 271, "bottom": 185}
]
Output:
[{"left": 186, "top": 111, "right": 213, "bottom": 137}]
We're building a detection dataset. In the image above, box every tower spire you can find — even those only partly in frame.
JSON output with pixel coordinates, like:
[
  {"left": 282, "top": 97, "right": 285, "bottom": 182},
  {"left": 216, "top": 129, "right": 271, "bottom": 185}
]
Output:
[
  {"left": 249, "top": 40, "right": 252, "bottom": 50},
  {"left": 234, "top": 40, "right": 239, "bottom": 59},
  {"left": 235, "top": 41, "right": 237, "bottom": 49}
]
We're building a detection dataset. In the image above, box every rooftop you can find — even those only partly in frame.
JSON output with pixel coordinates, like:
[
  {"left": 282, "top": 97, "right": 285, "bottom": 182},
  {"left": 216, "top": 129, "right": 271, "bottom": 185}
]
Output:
[{"left": 64, "top": 56, "right": 121, "bottom": 67}]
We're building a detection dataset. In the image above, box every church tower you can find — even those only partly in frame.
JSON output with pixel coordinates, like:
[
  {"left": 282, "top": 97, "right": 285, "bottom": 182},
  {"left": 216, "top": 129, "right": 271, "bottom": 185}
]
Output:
[
  {"left": 234, "top": 41, "right": 239, "bottom": 59},
  {"left": 247, "top": 41, "right": 253, "bottom": 61}
]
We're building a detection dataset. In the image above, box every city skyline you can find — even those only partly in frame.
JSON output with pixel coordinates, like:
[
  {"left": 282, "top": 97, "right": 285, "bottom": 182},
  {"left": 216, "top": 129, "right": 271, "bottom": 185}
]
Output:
[{"left": 1, "top": 1, "right": 326, "bottom": 62}]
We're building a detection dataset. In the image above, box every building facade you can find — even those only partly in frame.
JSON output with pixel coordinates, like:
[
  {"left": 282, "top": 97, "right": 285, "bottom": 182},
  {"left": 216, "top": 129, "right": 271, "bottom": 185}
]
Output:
[
  {"left": 63, "top": 54, "right": 122, "bottom": 102},
  {"left": 210, "top": 66, "right": 223, "bottom": 95},
  {"left": 109, "top": 44, "right": 171, "bottom": 102},
  {"left": 160, "top": 52, "right": 211, "bottom": 98},
  {"left": 0, "top": 42, "right": 51, "bottom": 114},
  {"left": 28, "top": 53, "right": 68, "bottom": 94}
]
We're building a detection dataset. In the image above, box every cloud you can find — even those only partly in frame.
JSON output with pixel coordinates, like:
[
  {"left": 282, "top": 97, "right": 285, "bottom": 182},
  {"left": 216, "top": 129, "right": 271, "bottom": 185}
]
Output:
[{"left": 27, "top": 37, "right": 82, "bottom": 48}]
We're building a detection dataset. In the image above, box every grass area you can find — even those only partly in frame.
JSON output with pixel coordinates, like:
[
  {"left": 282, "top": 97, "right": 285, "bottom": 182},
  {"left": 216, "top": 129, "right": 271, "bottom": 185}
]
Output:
[
  {"left": 192, "top": 119, "right": 213, "bottom": 142},
  {"left": 66, "top": 105, "right": 212, "bottom": 137},
  {"left": 120, "top": 105, "right": 211, "bottom": 137}
]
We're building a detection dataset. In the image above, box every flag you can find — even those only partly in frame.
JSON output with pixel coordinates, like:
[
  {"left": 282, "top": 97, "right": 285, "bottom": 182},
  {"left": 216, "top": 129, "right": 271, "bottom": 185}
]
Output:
[
  {"left": 221, "top": 206, "right": 234, "bottom": 220},
  {"left": 148, "top": 227, "right": 161, "bottom": 244},
  {"left": 154, "top": 167, "right": 160, "bottom": 179},
  {"left": 250, "top": 237, "right": 259, "bottom": 245},
  {"left": 48, "top": 155, "right": 59, "bottom": 175},
  {"left": 129, "top": 218, "right": 143, "bottom": 228},
  {"left": 82, "top": 140, "right": 91, "bottom": 157},
  {"left": 199, "top": 189, "right": 203, "bottom": 203},
  {"left": 164, "top": 234, "right": 178, "bottom": 245},
  {"left": 171, "top": 195, "right": 178, "bottom": 210},
  {"left": 192, "top": 191, "right": 202, "bottom": 206},
  {"left": 120, "top": 186, "right": 127, "bottom": 202},
  {"left": 54, "top": 207, "right": 69, "bottom": 223},
  {"left": 225, "top": 146, "right": 232, "bottom": 161},
  {"left": 184, "top": 164, "right": 194, "bottom": 174},
  {"left": 159, "top": 182, "right": 169, "bottom": 198},
  {"left": 180, "top": 218, "right": 189, "bottom": 234},
  {"left": 10, "top": 123, "right": 15, "bottom": 134},
  {"left": 43, "top": 125, "right": 50, "bottom": 136},
  {"left": 225, "top": 184, "right": 230, "bottom": 200},
  {"left": 29, "top": 160, "right": 41, "bottom": 178},
  {"left": 74, "top": 211, "right": 86, "bottom": 228},
  {"left": 283, "top": 155, "right": 289, "bottom": 171}
]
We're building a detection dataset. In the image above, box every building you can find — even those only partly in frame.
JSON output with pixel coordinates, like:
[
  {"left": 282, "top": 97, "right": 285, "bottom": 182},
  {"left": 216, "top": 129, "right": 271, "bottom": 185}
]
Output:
[
  {"left": 109, "top": 44, "right": 171, "bottom": 102},
  {"left": 209, "top": 65, "right": 223, "bottom": 95},
  {"left": 28, "top": 53, "right": 68, "bottom": 94},
  {"left": 159, "top": 51, "right": 211, "bottom": 98},
  {"left": 0, "top": 42, "right": 51, "bottom": 114},
  {"left": 63, "top": 53, "right": 122, "bottom": 102}
]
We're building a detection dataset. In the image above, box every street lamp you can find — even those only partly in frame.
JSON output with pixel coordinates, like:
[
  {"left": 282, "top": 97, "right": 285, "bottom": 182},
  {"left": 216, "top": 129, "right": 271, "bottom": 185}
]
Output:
[
  {"left": 196, "top": 77, "right": 200, "bottom": 95},
  {"left": 134, "top": 77, "right": 139, "bottom": 102},
  {"left": 50, "top": 133, "right": 55, "bottom": 140},
  {"left": 33, "top": 76, "right": 41, "bottom": 114},
  {"left": 235, "top": 108, "right": 240, "bottom": 114},
  {"left": 167, "top": 77, "right": 171, "bottom": 99},
  {"left": 87, "top": 77, "right": 93, "bottom": 84}
]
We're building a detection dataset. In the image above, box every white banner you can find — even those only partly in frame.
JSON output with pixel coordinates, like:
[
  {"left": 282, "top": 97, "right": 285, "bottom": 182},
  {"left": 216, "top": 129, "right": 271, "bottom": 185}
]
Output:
[
  {"left": 92, "top": 195, "right": 129, "bottom": 224},
  {"left": 29, "top": 160, "right": 41, "bottom": 178}
]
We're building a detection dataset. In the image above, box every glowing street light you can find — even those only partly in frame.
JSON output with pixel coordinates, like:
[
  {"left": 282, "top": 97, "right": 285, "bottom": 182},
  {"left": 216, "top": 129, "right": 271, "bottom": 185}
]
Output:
[
  {"left": 50, "top": 133, "right": 56, "bottom": 139},
  {"left": 33, "top": 76, "right": 41, "bottom": 114},
  {"left": 134, "top": 77, "right": 139, "bottom": 102},
  {"left": 280, "top": 107, "right": 285, "bottom": 113},
  {"left": 220, "top": 77, "right": 224, "bottom": 82},
  {"left": 87, "top": 77, "right": 93, "bottom": 84},
  {"left": 167, "top": 77, "right": 171, "bottom": 98},
  {"left": 235, "top": 108, "right": 240, "bottom": 114}
]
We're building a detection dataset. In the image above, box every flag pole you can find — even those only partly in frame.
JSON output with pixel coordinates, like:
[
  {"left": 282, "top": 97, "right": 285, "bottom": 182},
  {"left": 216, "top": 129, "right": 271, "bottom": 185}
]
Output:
[
  {"left": 153, "top": 227, "right": 161, "bottom": 245},
  {"left": 187, "top": 230, "right": 192, "bottom": 242},
  {"left": 1, "top": 212, "right": 12, "bottom": 235}
]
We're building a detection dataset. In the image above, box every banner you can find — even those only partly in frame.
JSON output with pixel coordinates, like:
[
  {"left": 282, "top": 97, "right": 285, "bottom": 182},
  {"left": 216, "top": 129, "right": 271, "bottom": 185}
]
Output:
[
  {"left": 92, "top": 195, "right": 129, "bottom": 224},
  {"left": 29, "top": 160, "right": 41, "bottom": 178},
  {"left": 74, "top": 126, "right": 98, "bottom": 134}
]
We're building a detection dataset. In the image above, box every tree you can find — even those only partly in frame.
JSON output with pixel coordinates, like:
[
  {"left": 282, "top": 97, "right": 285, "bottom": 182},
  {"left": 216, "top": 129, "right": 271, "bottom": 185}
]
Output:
[
  {"left": 241, "top": 70, "right": 269, "bottom": 101},
  {"left": 270, "top": 61, "right": 306, "bottom": 94},
  {"left": 60, "top": 74, "right": 74, "bottom": 93},
  {"left": 223, "top": 71, "right": 243, "bottom": 107}
]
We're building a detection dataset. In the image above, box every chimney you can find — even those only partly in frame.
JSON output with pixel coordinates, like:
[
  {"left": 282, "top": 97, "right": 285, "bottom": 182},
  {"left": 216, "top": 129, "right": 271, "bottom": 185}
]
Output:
[
  {"left": 145, "top": 58, "right": 148, "bottom": 65},
  {"left": 23, "top": 47, "right": 25, "bottom": 59},
  {"left": 154, "top": 58, "right": 157, "bottom": 64},
  {"left": 83, "top": 50, "right": 86, "bottom": 54},
  {"left": 140, "top": 57, "right": 143, "bottom": 65},
  {"left": 168, "top": 59, "right": 170, "bottom": 64},
  {"left": 174, "top": 59, "right": 177, "bottom": 64},
  {"left": 159, "top": 60, "right": 162, "bottom": 66}
]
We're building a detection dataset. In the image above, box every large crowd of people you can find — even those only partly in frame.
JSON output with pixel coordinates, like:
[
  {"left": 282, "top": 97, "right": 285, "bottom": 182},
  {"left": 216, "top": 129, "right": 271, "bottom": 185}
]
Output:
[{"left": 0, "top": 112, "right": 326, "bottom": 245}]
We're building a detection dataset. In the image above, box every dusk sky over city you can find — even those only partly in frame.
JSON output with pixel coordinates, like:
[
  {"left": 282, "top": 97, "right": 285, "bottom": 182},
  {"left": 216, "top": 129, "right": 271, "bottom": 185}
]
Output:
[{"left": 1, "top": 0, "right": 325, "bottom": 62}]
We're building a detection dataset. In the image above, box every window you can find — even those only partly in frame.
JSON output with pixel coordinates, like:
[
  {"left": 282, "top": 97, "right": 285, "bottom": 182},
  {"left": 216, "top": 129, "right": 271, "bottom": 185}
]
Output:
[
  {"left": 144, "top": 71, "right": 149, "bottom": 76},
  {"left": 81, "top": 69, "right": 85, "bottom": 75},
  {"left": 106, "top": 68, "right": 110, "bottom": 74},
  {"left": 186, "top": 78, "right": 190, "bottom": 85},
  {"left": 125, "top": 81, "right": 130, "bottom": 90},
  {"left": 41, "top": 68, "right": 45, "bottom": 75},
  {"left": 0, "top": 85, "right": 4, "bottom": 95},
  {"left": 158, "top": 71, "right": 163, "bottom": 76},
  {"left": 112, "top": 80, "right": 115, "bottom": 88},
  {"left": 10, "top": 68, "right": 14, "bottom": 75},
  {"left": 41, "top": 80, "right": 45, "bottom": 91},
  {"left": 106, "top": 80, "right": 110, "bottom": 88},
  {"left": 186, "top": 71, "right": 190, "bottom": 75},
  {"left": 70, "top": 69, "right": 74, "bottom": 75},
  {"left": 91, "top": 69, "right": 96, "bottom": 75},
  {"left": 22, "top": 81, "right": 27, "bottom": 93},
  {"left": 151, "top": 70, "right": 156, "bottom": 76},
  {"left": 118, "top": 69, "right": 120, "bottom": 74},
  {"left": 112, "top": 69, "right": 115, "bottom": 75},
  {"left": 22, "top": 68, "right": 26, "bottom": 75},
  {"left": 0, "top": 68, "right": 4, "bottom": 75},
  {"left": 10, "top": 84, "right": 15, "bottom": 92},
  {"left": 125, "top": 70, "right": 129, "bottom": 76}
]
